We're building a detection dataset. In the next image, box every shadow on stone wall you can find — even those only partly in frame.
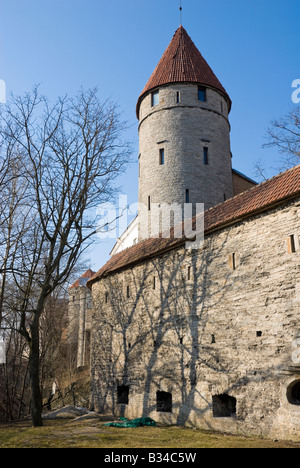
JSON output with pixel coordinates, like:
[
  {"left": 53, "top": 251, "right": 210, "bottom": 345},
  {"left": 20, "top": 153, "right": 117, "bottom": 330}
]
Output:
[{"left": 90, "top": 230, "right": 295, "bottom": 435}]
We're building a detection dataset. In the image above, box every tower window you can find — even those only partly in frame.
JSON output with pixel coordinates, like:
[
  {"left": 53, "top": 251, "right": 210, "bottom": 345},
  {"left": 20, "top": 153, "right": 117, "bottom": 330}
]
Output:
[
  {"left": 198, "top": 86, "right": 206, "bottom": 102},
  {"left": 151, "top": 90, "right": 159, "bottom": 107},
  {"left": 176, "top": 91, "right": 180, "bottom": 103},
  {"left": 203, "top": 147, "right": 209, "bottom": 165},
  {"left": 159, "top": 148, "right": 165, "bottom": 165},
  {"left": 185, "top": 189, "right": 190, "bottom": 204},
  {"left": 126, "top": 285, "right": 130, "bottom": 298},
  {"left": 148, "top": 195, "right": 151, "bottom": 211}
]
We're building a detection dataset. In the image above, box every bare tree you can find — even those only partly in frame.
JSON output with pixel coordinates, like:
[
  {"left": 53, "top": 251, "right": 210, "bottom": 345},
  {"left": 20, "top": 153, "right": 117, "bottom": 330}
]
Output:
[
  {"left": 0, "top": 86, "right": 131, "bottom": 426},
  {"left": 264, "top": 107, "right": 300, "bottom": 169}
]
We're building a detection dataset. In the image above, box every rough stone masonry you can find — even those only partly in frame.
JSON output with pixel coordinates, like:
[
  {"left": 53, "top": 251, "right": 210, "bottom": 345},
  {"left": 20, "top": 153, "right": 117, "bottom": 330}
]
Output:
[{"left": 89, "top": 194, "right": 300, "bottom": 441}]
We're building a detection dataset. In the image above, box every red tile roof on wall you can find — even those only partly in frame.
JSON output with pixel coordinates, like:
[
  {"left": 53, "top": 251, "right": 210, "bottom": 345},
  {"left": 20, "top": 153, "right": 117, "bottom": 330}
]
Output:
[
  {"left": 87, "top": 164, "right": 300, "bottom": 287},
  {"left": 69, "top": 269, "right": 96, "bottom": 289},
  {"left": 136, "top": 26, "right": 231, "bottom": 118}
]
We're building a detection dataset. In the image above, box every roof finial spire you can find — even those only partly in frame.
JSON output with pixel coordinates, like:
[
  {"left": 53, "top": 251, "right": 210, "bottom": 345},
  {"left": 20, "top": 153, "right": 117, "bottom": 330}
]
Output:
[{"left": 179, "top": 0, "right": 183, "bottom": 26}]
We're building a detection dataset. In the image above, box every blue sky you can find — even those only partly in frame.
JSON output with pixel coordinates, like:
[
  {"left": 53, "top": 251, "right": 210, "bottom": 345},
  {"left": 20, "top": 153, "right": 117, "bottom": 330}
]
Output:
[{"left": 1, "top": 0, "right": 299, "bottom": 271}]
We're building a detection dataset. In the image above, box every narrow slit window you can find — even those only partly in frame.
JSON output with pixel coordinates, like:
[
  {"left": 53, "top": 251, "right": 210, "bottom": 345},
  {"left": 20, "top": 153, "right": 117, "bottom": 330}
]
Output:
[
  {"left": 203, "top": 147, "right": 209, "bottom": 165},
  {"left": 185, "top": 189, "right": 190, "bottom": 204},
  {"left": 229, "top": 253, "right": 236, "bottom": 270},
  {"left": 151, "top": 90, "right": 159, "bottom": 107},
  {"left": 105, "top": 292, "right": 109, "bottom": 303},
  {"left": 198, "top": 86, "right": 206, "bottom": 102},
  {"left": 288, "top": 235, "right": 297, "bottom": 253},
  {"left": 148, "top": 195, "right": 151, "bottom": 211},
  {"left": 187, "top": 266, "right": 191, "bottom": 280},
  {"left": 159, "top": 148, "right": 165, "bottom": 165},
  {"left": 153, "top": 276, "right": 156, "bottom": 290},
  {"left": 176, "top": 91, "right": 180, "bottom": 103},
  {"left": 126, "top": 285, "right": 130, "bottom": 298}
]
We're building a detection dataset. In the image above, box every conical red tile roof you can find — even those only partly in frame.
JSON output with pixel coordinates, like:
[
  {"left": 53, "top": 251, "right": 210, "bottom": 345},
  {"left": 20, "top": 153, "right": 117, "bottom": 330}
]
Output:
[{"left": 136, "top": 26, "right": 231, "bottom": 117}]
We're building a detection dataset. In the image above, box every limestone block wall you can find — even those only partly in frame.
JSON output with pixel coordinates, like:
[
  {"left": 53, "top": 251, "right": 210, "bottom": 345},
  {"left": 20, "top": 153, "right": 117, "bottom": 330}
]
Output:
[
  {"left": 91, "top": 197, "right": 300, "bottom": 440},
  {"left": 138, "top": 84, "right": 234, "bottom": 240}
]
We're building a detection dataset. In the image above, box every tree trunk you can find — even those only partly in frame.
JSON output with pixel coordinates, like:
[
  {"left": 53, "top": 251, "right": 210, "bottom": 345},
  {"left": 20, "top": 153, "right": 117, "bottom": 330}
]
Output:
[{"left": 29, "top": 319, "right": 43, "bottom": 427}]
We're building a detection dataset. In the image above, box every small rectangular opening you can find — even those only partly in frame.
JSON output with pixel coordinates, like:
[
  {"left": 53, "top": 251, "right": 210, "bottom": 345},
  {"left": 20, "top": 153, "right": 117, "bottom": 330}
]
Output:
[
  {"left": 117, "top": 386, "right": 129, "bottom": 405},
  {"left": 151, "top": 90, "right": 159, "bottom": 107},
  {"left": 229, "top": 253, "right": 236, "bottom": 270},
  {"left": 148, "top": 195, "right": 151, "bottom": 211},
  {"left": 156, "top": 391, "right": 172, "bottom": 413},
  {"left": 203, "top": 147, "right": 209, "bottom": 165},
  {"left": 105, "top": 292, "right": 109, "bottom": 303},
  {"left": 153, "top": 277, "right": 156, "bottom": 290},
  {"left": 126, "top": 286, "right": 130, "bottom": 298},
  {"left": 185, "top": 189, "right": 190, "bottom": 204},
  {"left": 176, "top": 91, "right": 180, "bottom": 103},
  {"left": 212, "top": 394, "right": 236, "bottom": 418},
  {"left": 288, "top": 235, "right": 297, "bottom": 253},
  {"left": 198, "top": 86, "right": 206, "bottom": 102},
  {"left": 159, "top": 148, "right": 165, "bottom": 165},
  {"left": 187, "top": 266, "right": 191, "bottom": 280}
]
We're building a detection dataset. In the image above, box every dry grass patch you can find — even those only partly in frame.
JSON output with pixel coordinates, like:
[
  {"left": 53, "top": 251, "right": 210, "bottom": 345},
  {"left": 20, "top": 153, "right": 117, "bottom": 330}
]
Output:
[{"left": 0, "top": 420, "right": 299, "bottom": 449}]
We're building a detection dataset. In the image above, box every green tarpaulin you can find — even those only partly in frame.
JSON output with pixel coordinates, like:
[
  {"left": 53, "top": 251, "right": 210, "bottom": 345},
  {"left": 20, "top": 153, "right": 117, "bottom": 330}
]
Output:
[{"left": 104, "top": 417, "right": 156, "bottom": 428}]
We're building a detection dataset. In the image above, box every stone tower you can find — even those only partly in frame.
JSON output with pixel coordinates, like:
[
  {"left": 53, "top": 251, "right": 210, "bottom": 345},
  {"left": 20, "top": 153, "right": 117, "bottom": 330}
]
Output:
[{"left": 137, "top": 26, "right": 234, "bottom": 240}]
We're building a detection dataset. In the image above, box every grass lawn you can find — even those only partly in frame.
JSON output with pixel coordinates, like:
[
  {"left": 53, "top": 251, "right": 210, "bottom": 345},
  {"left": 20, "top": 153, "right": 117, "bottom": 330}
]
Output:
[{"left": 0, "top": 419, "right": 299, "bottom": 448}]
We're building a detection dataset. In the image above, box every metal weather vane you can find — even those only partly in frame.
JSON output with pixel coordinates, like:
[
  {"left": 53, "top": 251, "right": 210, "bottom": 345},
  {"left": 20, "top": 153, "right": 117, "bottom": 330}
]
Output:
[{"left": 179, "top": 0, "right": 183, "bottom": 25}]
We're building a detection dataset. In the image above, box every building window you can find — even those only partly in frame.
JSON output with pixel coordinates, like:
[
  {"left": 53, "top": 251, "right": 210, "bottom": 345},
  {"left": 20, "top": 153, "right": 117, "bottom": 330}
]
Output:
[
  {"left": 203, "top": 147, "right": 209, "bottom": 165},
  {"left": 176, "top": 91, "right": 180, "bottom": 103},
  {"left": 126, "top": 286, "right": 130, "bottom": 298},
  {"left": 156, "top": 391, "right": 172, "bottom": 413},
  {"left": 212, "top": 394, "right": 236, "bottom": 418},
  {"left": 185, "top": 189, "right": 190, "bottom": 204},
  {"left": 198, "top": 86, "right": 206, "bottom": 102},
  {"left": 148, "top": 195, "right": 151, "bottom": 211},
  {"left": 187, "top": 266, "right": 191, "bottom": 280},
  {"left": 105, "top": 292, "right": 109, "bottom": 303},
  {"left": 117, "top": 386, "right": 129, "bottom": 405},
  {"left": 153, "top": 277, "right": 156, "bottom": 290},
  {"left": 151, "top": 90, "right": 159, "bottom": 107},
  {"left": 159, "top": 148, "right": 165, "bottom": 165}
]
